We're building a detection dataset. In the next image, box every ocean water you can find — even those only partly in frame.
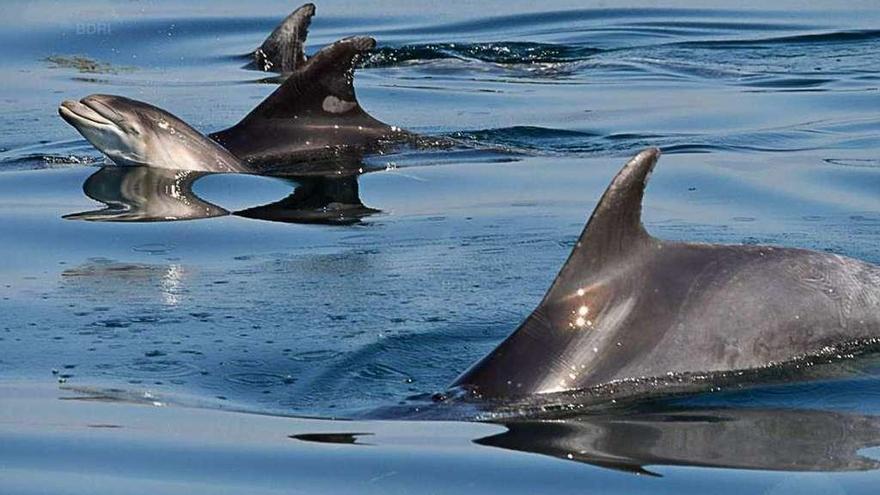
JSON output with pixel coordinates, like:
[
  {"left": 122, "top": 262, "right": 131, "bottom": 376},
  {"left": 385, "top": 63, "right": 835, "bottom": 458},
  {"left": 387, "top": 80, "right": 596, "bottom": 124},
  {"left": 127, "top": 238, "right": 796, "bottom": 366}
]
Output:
[{"left": 1, "top": 0, "right": 879, "bottom": 493}]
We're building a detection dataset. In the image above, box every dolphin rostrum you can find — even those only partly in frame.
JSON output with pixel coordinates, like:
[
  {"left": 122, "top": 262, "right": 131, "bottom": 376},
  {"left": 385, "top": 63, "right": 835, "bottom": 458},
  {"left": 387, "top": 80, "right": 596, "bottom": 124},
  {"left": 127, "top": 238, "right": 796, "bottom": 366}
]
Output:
[
  {"left": 452, "top": 148, "right": 880, "bottom": 399},
  {"left": 250, "top": 3, "right": 316, "bottom": 73}
]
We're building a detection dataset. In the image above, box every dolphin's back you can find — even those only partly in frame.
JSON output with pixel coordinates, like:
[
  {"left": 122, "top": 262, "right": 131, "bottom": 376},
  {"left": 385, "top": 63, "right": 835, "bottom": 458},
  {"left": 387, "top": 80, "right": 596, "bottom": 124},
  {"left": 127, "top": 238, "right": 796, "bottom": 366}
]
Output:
[
  {"left": 214, "top": 37, "right": 400, "bottom": 166},
  {"left": 589, "top": 242, "right": 880, "bottom": 386},
  {"left": 453, "top": 150, "right": 880, "bottom": 398}
]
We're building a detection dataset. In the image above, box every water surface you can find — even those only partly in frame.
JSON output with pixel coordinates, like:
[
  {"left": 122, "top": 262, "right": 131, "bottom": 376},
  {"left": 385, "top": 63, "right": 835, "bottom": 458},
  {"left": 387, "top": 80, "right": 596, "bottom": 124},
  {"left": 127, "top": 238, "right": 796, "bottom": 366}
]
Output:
[{"left": 1, "top": 0, "right": 879, "bottom": 493}]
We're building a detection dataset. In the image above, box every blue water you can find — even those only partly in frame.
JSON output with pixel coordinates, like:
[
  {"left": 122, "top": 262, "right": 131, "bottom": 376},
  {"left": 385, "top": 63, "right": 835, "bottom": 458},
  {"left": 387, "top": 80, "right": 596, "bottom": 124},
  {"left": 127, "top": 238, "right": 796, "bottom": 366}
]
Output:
[{"left": 1, "top": 0, "right": 880, "bottom": 493}]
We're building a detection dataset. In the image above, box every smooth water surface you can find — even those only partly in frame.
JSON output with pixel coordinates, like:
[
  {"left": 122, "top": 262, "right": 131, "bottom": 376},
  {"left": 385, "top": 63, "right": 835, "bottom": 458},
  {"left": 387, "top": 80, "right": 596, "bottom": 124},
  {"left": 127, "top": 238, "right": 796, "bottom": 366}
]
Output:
[{"left": 1, "top": 0, "right": 879, "bottom": 493}]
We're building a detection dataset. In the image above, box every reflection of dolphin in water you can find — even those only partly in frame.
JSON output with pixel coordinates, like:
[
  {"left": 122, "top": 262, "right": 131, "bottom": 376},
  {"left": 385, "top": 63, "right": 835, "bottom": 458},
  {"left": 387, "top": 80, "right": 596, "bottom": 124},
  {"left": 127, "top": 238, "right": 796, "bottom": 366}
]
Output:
[
  {"left": 58, "top": 95, "right": 247, "bottom": 172},
  {"left": 64, "top": 166, "right": 379, "bottom": 225},
  {"left": 292, "top": 404, "right": 880, "bottom": 474},
  {"left": 63, "top": 166, "right": 228, "bottom": 222},
  {"left": 451, "top": 148, "right": 880, "bottom": 400},
  {"left": 477, "top": 408, "right": 880, "bottom": 474},
  {"left": 237, "top": 175, "right": 379, "bottom": 225}
]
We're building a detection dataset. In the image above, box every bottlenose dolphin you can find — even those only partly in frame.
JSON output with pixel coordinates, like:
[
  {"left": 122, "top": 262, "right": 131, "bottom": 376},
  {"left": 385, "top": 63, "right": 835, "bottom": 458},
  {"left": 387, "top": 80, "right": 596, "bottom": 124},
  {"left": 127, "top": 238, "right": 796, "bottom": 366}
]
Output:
[
  {"left": 59, "top": 95, "right": 247, "bottom": 173},
  {"left": 452, "top": 148, "right": 880, "bottom": 399},
  {"left": 212, "top": 36, "right": 406, "bottom": 167},
  {"left": 59, "top": 37, "right": 403, "bottom": 171},
  {"left": 249, "top": 3, "right": 315, "bottom": 73}
]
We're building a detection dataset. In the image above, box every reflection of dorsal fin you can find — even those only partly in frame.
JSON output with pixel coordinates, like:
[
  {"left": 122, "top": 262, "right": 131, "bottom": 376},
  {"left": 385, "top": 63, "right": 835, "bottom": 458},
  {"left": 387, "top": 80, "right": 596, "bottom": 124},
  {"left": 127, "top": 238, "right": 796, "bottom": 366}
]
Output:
[
  {"left": 240, "top": 36, "right": 388, "bottom": 128},
  {"left": 544, "top": 148, "right": 660, "bottom": 301},
  {"left": 252, "top": 3, "right": 316, "bottom": 72}
]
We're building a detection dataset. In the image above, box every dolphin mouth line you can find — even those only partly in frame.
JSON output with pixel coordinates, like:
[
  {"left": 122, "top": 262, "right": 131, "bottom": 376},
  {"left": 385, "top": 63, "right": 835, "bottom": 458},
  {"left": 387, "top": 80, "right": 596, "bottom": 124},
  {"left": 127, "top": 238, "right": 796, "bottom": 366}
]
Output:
[{"left": 58, "top": 99, "right": 119, "bottom": 128}]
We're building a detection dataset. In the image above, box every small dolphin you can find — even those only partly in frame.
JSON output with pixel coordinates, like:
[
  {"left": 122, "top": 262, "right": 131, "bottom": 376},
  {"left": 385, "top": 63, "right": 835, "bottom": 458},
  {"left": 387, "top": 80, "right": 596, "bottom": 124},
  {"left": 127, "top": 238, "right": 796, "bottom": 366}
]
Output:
[
  {"left": 59, "top": 95, "right": 246, "bottom": 173},
  {"left": 250, "top": 3, "right": 316, "bottom": 73},
  {"left": 452, "top": 148, "right": 880, "bottom": 399},
  {"left": 59, "top": 38, "right": 402, "bottom": 171}
]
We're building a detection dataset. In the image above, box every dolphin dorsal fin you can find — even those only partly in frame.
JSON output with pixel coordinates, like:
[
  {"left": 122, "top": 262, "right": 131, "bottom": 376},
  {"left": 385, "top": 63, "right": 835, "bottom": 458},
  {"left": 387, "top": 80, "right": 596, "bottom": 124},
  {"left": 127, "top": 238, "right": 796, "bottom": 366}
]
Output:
[
  {"left": 241, "top": 36, "right": 387, "bottom": 129},
  {"left": 545, "top": 148, "right": 660, "bottom": 299},
  {"left": 253, "top": 3, "right": 316, "bottom": 72}
]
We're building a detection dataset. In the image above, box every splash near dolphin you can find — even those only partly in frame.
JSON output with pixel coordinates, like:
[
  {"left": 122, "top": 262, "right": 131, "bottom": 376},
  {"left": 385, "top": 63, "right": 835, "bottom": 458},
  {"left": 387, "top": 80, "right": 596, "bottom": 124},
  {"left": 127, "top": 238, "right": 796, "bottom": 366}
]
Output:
[{"left": 452, "top": 148, "right": 880, "bottom": 400}]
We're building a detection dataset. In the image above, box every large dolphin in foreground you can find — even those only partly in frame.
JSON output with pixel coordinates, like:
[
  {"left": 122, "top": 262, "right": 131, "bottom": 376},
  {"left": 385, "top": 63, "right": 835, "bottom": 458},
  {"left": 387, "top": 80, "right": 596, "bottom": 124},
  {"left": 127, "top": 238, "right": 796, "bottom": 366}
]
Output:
[
  {"left": 451, "top": 148, "right": 880, "bottom": 400},
  {"left": 59, "top": 37, "right": 403, "bottom": 171}
]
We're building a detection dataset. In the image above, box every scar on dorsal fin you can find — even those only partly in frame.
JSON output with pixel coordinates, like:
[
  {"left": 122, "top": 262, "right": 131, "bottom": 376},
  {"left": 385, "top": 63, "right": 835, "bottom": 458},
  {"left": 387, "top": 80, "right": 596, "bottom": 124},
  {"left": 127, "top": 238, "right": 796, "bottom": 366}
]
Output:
[
  {"left": 238, "top": 36, "right": 389, "bottom": 129},
  {"left": 252, "top": 3, "right": 316, "bottom": 73},
  {"left": 545, "top": 148, "right": 660, "bottom": 300}
]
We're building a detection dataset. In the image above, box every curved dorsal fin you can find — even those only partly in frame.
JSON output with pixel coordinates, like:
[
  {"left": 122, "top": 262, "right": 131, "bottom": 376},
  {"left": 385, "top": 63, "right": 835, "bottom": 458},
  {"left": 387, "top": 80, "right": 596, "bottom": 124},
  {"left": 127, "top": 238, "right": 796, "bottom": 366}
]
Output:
[
  {"left": 253, "top": 3, "right": 316, "bottom": 73},
  {"left": 240, "top": 36, "right": 387, "bottom": 128},
  {"left": 545, "top": 148, "right": 660, "bottom": 300}
]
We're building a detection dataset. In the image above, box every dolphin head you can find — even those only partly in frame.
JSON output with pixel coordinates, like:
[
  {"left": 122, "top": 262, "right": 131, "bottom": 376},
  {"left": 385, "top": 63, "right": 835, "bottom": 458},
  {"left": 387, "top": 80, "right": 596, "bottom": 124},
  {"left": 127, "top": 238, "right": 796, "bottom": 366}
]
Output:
[{"left": 59, "top": 94, "right": 243, "bottom": 172}]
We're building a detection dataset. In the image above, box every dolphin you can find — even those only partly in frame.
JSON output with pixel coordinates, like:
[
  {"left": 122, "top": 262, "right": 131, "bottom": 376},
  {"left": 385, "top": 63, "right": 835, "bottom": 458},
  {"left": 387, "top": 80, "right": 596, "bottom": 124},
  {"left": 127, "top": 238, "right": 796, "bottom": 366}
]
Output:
[
  {"left": 59, "top": 95, "right": 247, "bottom": 173},
  {"left": 211, "top": 36, "right": 407, "bottom": 167},
  {"left": 249, "top": 3, "right": 316, "bottom": 73},
  {"left": 59, "top": 37, "right": 404, "bottom": 171},
  {"left": 451, "top": 148, "right": 880, "bottom": 400}
]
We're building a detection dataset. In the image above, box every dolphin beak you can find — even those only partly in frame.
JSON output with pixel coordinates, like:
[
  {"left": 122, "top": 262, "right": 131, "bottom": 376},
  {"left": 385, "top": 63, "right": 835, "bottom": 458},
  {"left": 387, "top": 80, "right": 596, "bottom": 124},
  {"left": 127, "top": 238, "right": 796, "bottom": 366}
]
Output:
[{"left": 58, "top": 99, "right": 117, "bottom": 129}]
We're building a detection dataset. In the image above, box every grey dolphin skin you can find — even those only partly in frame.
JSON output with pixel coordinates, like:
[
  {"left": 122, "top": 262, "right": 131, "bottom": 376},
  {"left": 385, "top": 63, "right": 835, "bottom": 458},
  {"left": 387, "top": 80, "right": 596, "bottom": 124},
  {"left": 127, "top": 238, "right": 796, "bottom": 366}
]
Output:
[
  {"left": 452, "top": 148, "right": 880, "bottom": 399},
  {"left": 212, "top": 36, "right": 404, "bottom": 167},
  {"left": 250, "top": 3, "right": 316, "bottom": 73},
  {"left": 59, "top": 95, "right": 247, "bottom": 173}
]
